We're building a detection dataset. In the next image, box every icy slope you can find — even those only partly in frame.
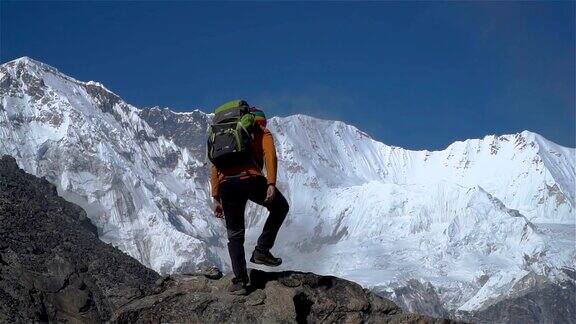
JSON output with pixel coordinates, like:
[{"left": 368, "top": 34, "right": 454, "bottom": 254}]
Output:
[
  {"left": 262, "top": 114, "right": 574, "bottom": 315},
  {"left": 269, "top": 114, "right": 574, "bottom": 223},
  {"left": 248, "top": 179, "right": 574, "bottom": 311},
  {"left": 0, "top": 57, "right": 574, "bottom": 318}
]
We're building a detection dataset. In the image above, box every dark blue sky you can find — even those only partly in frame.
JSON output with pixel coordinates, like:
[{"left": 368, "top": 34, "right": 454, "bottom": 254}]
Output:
[{"left": 2, "top": 1, "right": 574, "bottom": 150}]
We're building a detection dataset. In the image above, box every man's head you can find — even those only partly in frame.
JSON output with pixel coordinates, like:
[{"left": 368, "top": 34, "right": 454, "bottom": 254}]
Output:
[{"left": 250, "top": 107, "right": 267, "bottom": 128}]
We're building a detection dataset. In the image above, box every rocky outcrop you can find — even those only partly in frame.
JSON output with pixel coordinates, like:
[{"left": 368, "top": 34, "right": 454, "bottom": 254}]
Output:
[
  {"left": 455, "top": 272, "right": 576, "bottom": 324},
  {"left": 113, "top": 269, "right": 452, "bottom": 324},
  {"left": 0, "top": 155, "right": 160, "bottom": 322},
  {"left": 0, "top": 155, "right": 453, "bottom": 323},
  {"left": 375, "top": 279, "right": 449, "bottom": 319}
]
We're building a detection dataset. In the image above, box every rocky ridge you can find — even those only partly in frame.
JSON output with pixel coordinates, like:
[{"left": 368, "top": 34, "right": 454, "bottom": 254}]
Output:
[
  {"left": 0, "top": 155, "right": 159, "bottom": 322},
  {"left": 114, "top": 270, "right": 453, "bottom": 323}
]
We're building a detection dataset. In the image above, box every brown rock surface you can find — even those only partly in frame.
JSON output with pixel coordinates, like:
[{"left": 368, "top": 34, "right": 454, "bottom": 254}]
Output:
[{"left": 113, "top": 270, "right": 454, "bottom": 324}]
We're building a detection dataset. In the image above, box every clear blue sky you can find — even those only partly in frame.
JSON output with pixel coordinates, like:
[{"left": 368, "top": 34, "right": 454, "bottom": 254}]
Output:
[{"left": 1, "top": 1, "right": 574, "bottom": 150}]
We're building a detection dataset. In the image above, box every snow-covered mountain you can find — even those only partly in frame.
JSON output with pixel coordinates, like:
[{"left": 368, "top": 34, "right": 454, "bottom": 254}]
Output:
[{"left": 1, "top": 57, "right": 574, "bottom": 320}]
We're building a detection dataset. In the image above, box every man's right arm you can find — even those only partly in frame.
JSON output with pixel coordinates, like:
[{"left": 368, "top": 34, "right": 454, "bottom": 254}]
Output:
[
  {"left": 210, "top": 165, "right": 223, "bottom": 218},
  {"left": 210, "top": 164, "right": 221, "bottom": 202},
  {"left": 261, "top": 127, "right": 278, "bottom": 186}
]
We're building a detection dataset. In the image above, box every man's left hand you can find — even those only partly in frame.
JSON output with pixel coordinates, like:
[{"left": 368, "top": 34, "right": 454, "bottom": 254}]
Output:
[
  {"left": 214, "top": 200, "right": 224, "bottom": 218},
  {"left": 264, "top": 184, "right": 276, "bottom": 204}
]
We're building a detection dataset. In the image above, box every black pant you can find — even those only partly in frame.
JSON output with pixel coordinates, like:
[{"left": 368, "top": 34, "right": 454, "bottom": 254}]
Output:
[{"left": 219, "top": 175, "right": 289, "bottom": 280}]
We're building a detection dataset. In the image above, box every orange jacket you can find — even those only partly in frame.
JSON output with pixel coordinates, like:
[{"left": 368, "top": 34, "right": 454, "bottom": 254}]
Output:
[{"left": 210, "top": 126, "right": 278, "bottom": 200}]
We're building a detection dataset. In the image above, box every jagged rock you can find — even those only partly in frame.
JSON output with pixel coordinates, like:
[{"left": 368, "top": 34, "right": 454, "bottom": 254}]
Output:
[
  {"left": 375, "top": 279, "right": 449, "bottom": 319},
  {"left": 112, "top": 270, "right": 453, "bottom": 324},
  {"left": 197, "top": 264, "right": 224, "bottom": 280},
  {"left": 0, "top": 155, "right": 454, "bottom": 323},
  {"left": 0, "top": 155, "right": 159, "bottom": 322},
  {"left": 455, "top": 273, "right": 576, "bottom": 324}
]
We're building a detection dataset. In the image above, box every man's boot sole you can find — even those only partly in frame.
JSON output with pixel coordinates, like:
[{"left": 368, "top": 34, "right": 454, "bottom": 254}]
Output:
[{"left": 250, "top": 256, "right": 282, "bottom": 267}]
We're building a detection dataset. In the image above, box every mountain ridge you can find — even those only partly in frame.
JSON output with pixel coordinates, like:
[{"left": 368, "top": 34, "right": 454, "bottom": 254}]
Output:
[{"left": 3, "top": 55, "right": 564, "bottom": 152}]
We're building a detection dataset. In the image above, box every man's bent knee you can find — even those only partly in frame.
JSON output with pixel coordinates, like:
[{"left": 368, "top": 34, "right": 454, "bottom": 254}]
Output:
[
  {"left": 281, "top": 200, "right": 289, "bottom": 215},
  {"left": 273, "top": 197, "right": 289, "bottom": 217}
]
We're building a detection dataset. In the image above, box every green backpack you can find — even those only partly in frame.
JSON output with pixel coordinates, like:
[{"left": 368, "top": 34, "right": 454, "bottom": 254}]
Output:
[{"left": 207, "top": 99, "right": 257, "bottom": 169}]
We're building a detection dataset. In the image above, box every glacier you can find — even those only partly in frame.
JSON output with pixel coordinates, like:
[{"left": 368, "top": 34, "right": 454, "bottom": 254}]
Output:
[{"left": 0, "top": 56, "right": 574, "bottom": 318}]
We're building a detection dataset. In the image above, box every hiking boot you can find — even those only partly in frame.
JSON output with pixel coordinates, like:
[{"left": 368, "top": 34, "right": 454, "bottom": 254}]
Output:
[
  {"left": 228, "top": 276, "right": 249, "bottom": 295},
  {"left": 250, "top": 248, "right": 282, "bottom": 267}
]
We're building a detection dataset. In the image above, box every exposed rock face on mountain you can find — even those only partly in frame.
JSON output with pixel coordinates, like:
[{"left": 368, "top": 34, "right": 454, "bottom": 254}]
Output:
[
  {"left": 1, "top": 56, "right": 574, "bottom": 321},
  {"left": 375, "top": 279, "right": 449, "bottom": 319},
  {"left": 137, "top": 107, "right": 211, "bottom": 158},
  {"left": 0, "top": 155, "right": 451, "bottom": 323},
  {"left": 0, "top": 155, "right": 159, "bottom": 322},
  {"left": 455, "top": 271, "right": 576, "bottom": 324}
]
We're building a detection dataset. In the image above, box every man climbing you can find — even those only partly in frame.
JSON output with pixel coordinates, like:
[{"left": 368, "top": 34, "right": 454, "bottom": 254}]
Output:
[{"left": 208, "top": 100, "right": 289, "bottom": 295}]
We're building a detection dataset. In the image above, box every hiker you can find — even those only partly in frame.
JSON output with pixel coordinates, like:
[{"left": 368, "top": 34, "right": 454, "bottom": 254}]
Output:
[{"left": 208, "top": 100, "right": 289, "bottom": 295}]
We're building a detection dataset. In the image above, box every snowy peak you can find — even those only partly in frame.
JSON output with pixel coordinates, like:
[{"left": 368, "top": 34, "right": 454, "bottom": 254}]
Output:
[
  {"left": 7, "top": 56, "right": 41, "bottom": 65},
  {"left": 2, "top": 56, "right": 122, "bottom": 108},
  {"left": 5, "top": 56, "right": 57, "bottom": 73},
  {"left": 5, "top": 56, "right": 90, "bottom": 85},
  {"left": 1, "top": 56, "right": 154, "bottom": 141},
  {"left": 268, "top": 111, "right": 573, "bottom": 222},
  {"left": 3, "top": 56, "right": 82, "bottom": 92}
]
